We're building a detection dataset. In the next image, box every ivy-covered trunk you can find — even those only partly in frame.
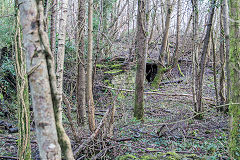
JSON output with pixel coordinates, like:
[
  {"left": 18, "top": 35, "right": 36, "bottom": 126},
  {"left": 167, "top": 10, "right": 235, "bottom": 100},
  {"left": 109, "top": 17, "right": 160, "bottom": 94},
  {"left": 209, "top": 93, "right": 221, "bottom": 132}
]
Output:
[
  {"left": 15, "top": 4, "right": 31, "bottom": 159},
  {"left": 18, "top": 0, "right": 61, "bottom": 159},
  {"left": 229, "top": 0, "right": 240, "bottom": 159}
]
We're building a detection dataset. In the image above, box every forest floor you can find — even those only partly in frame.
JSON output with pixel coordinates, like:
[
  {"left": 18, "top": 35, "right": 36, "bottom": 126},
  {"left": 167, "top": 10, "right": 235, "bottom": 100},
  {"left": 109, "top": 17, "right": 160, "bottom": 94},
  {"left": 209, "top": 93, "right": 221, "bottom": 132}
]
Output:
[
  {"left": 85, "top": 58, "right": 230, "bottom": 160},
  {"left": 0, "top": 43, "right": 230, "bottom": 159}
]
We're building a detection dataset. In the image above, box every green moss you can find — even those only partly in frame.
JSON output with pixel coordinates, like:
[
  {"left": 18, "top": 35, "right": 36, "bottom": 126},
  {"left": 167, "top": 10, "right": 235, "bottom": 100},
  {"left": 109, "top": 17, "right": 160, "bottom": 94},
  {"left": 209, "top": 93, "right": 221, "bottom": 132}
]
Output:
[
  {"left": 96, "top": 64, "right": 107, "bottom": 68},
  {"left": 134, "top": 82, "right": 144, "bottom": 120},
  {"left": 151, "top": 65, "right": 167, "bottom": 88},
  {"left": 104, "top": 69, "right": 123, "bottom": 74},
  {"left": 117, "top": 154, "right": 137, "bottom": 160},
  {"left": 165, "top": 152, "right": 181, "bottom": 160},
  {"left": 110, "top": 64, "right": 122, "bottom": 69},
  {"left": 140, "top": 155, "right": 158, "bottom": 160},
  {"left": 229, "top": 104, "right": 240, "bottom": 158}
]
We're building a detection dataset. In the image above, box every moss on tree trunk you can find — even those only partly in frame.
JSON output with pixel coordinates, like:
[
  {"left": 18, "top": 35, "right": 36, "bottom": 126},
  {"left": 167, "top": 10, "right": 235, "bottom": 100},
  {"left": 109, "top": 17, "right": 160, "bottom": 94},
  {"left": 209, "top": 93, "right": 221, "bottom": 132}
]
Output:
[
  {"left": 229, "top": 0, "right": 240, "bottom": 158},
  {"left": 151, "top": 65, "right": 167, "bottom": 88}
]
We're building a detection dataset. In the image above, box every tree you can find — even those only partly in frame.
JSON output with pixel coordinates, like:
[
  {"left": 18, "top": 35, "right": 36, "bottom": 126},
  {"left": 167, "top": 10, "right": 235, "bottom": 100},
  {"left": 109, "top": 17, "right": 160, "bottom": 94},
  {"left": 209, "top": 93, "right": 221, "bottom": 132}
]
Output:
[
  {"left": 152, "top": 0, "right": 176, "bottom": 88},
  {"left": 222, "top": 0, "right": 230, "bottom": 107},
  {"left": 19, "top": 0, "right": 74, "bottom": 159},
  {"left": 15, "top": 3, "right": 31, "bottom": 159},
  {"left": 50, "top": 0, "right": 57, "bottom": 55},
  {"left": 195, "top": 0, "right": 216, "bottom": 119},
  {"left": 55, "top": 0, "right": 75, "bottom": 158},
  {"left": 229, "top": 0, "right": 240, "bottom": 158},
  {"left": 87, "top": 0, "right": 96, "bottom": 132},
  {"left": 18, "top": 0, "right": 61, "bottom": 159},
  {"left": 76, "top": 0, "right": 87, "bottom": 126},
  {"left": 191, "top": 0, "right": 199, "bottom": 112},
  {"left": 219, "top": 4, "right": 226, "bottom": 107},
  {"left": 134, "top": 0, "right": 149, "bottom": 120}
]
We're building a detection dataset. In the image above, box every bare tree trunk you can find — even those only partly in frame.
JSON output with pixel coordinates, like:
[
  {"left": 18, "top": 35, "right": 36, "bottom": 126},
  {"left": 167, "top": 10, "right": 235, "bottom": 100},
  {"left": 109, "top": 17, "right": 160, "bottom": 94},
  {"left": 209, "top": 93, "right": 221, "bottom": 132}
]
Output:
[
  {"left": 211, "top": 31, "right": 219, "bottom": 106},
  {"left": 152, "top": 0, "right": 176, "bottom": 88},
  {"left": 171, "top": 0, "right": 181, "bottom": 67},
  {"left": 191, "top": 0, "right": 199, "bottom": 114},
  {"left": 18, "top": 0, "right": 61, "bottom": 159},
  {"left": 148, "top": 0, "right": 158, "bottom": 45},
  {"left": 222, "top": 0, "right": 230, "bottom": 106},
  {"left": 56, "top": 0, "right": 68, "bottom": 93},
  {"left": 158, "top": 0, "right": 174, "bottom": 65},
  {"left": 151, "top": 0, "right": 174, "bottom": 88},
  {"left": 15, "top": 5, "right": 31, "bottom": 159},
  {"left": 229, "top": 0, "right": 240, "bottom": 159},
  {"left": 50, "top": 0, "right": 57, "bottom": 56},
  {"left": 87, "top": 0, "right": 96, "bottom": 132},
  {"left": 134, "top": 0, "right": 149, "bottom": 120},
  {"left": 54, "top": 0, "right": 74, "bottom": 159},
  {"left": 219, "top": 5, "right": 226, "bottom": 107},
  {"left": 195, "top": 0, "right": 216, "bottom": 119},
  {"left": 76, "top": 0, "right": 87, "bottom": 126}
]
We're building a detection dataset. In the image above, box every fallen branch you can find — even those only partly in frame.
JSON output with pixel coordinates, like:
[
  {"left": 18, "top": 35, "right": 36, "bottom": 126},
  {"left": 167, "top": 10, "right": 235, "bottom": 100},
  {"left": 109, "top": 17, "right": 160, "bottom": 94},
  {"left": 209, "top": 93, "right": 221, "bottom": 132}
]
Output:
[
  {"left": 108, "top": 137, "right": 134, "bottom": 142},
  {"left": 97, "top": 85, "right": 214, "bottom": 102},
  {"left": 0, "top": 156, "right": 19, "bottom": 159},
  {"left": 73, "top": 106, "right": 112, "bottom": 158}
]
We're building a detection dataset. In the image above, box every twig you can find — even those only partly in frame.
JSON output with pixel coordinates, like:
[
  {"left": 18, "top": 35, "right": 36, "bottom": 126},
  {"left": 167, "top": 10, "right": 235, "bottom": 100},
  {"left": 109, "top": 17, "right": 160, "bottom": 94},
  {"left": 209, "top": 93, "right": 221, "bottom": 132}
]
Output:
[
  {"left": 0, "top": 156, "right": 19, "bottom": 159},
  {"left": 62, "top": 94, "right": 79, "bottom": 141},
  {"left": 74, "top": 106, "right": 112, "bottom": 158},
  {"left": 0, "top": 14, "right": 15, "bottom": 18},
  {"left": 108, "top": 137, "right": 133, "bottom": 142}
]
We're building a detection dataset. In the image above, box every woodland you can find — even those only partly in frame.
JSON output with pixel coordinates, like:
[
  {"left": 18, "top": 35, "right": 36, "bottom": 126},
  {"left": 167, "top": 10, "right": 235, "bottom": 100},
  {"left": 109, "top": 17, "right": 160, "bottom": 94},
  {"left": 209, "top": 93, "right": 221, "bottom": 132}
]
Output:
[{"left": 0, "top": 0, "right": 239, "bottom": 159}]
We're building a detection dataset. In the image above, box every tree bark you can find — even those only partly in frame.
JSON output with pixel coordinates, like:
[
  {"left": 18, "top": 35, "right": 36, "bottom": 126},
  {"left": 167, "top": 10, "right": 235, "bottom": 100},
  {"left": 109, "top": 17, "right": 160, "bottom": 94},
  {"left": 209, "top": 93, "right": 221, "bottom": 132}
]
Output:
[
  {"left": 152, "top": 0, "right": 175, "bottom": 88},
  {"left": 211, "top": 31, "right": 219, "bottom": 106},
  {"left": 171, "top": 0, "right": 181, "bottom": 67},
  {"left": 87, "top": 0, "right": 96, "bottom": 132},
  {"left": 15, "top": 5, "right": 31, "bottom": 159},
  {"left": 219, "top": 5, "right": 226, "bottom": 107},
  {"left": 55, "top": 0, "right": 74, "bottom": 158},
  {"left": 229, "top": 0, "right": 240, "bottom": 159},
  {"left": 76, "top": 0, "right": 87, "bottom": 126},
  {"left": 158, "top": 0, "right": 174, "bottom": 65},
  {"left": 222, "top": 0, "right": 230, "bottom": 106},
  {"left": 50, "top": 0, "right": 57, "bottom": 56},
  {"left": 195, "top": 0, "right": 216, "bottom": 119},
  {"left": 191, "top": 0, "right": 199, "bottom": 114},
  {"left": 18, "top": 0, "right": 61, "bottom": 159},
  {"left": 134, "top": 0, "right": 149, "bottom": 120}
]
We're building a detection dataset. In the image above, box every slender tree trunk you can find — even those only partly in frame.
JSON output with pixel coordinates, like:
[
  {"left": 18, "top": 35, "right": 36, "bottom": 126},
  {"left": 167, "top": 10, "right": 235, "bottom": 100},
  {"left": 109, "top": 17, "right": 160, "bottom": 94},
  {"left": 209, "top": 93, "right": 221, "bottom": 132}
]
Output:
[
  {"left": 15, "top": 4, "right": 31, "bottom": 159},
  {"left": 211, "top": 31, "right": 219, "bottom": 106},
  {"left": 134, "top": 0, "right": 149, "bottom": 120},
  {"left": 87, "top": 0, "right": 96, "bottom": 132},
  {"left": 76, "top": 0, "right": 87, "bottom": 126},
  {"left": 229, "top": 0, "right": 240, "bottom": 159},
  {"left": 222, "top": 0, "right": 230, "bottom": 106},
  {"left": 158, "top": 0, "right": 174, "bottom": 65},
  {"left": 55, "top": 0, "right": 74, "bottom": 159},
  {"left": 219, "top": 5, "right": 226, "bottom": 107},
  {"left": 18, "top": 0, "right": 61, "bottom": 159},
  {"left": 191, "top": 0, "right": 199, "bottom": 114},
  {"left": 148, "top": 0, "right": 158, "bottom": 45},
  {"left": 171, "top": 0, "right": 181, "bottom": 67},
  {"left": 50, "top": 0, "right": 57, "bottom": 56},
  {"left": 195, "top": 0, "right": 216, "bottom": 119},
  {"left": 56, "top": 0, "right": 68, "bottom": 93},
  {"left": 152, "top": 0, "right": 175, "bottom": 88}
]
